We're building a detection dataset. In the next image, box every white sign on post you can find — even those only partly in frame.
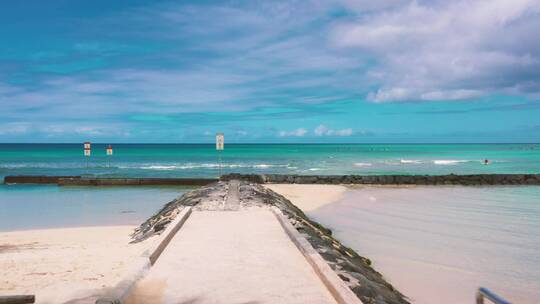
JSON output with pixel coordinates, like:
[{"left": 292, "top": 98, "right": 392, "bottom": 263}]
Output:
[
  {"left": 216, "top": 133, "right": 224, "bottom": 150},
  {"left": 84, "top": 142, "right": 91, "bottom": 156},
  {"left": 215, "top": 133, "right": 224, "bottom": 177}
]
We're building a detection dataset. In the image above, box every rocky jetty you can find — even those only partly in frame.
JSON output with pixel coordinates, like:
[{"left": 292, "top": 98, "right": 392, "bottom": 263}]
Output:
[
  {"left": 132, "top": 181, "right": 409, "bottom": 304},
  {"left": 222, "top": 173, "right": 540, "bottom": 185},
  {"left": 131, "top": 182, "right": 228, "bottom": 242}
]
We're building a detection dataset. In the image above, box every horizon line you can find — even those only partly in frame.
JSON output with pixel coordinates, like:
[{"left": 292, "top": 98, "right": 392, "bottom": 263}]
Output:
[{"left": 0, "top": 142, "right": 538, "bottom": 145}]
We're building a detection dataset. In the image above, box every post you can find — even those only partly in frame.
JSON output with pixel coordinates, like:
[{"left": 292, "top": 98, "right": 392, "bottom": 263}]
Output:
[
  {"left": 106, "top": 144, "right": 113, "bottom": 168},
  {"left": 83, "top": 142, "right": 91, "bottom": 169},
  {"left": 215, "top": 133, "right": 224, "bottom": 178}
]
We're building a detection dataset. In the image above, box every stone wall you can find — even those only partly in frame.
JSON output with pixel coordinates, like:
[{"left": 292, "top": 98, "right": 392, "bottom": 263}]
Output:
[
  {"left": 57, "top": 177, "right": 217, "bottom": 186},
  {"left": 4, "top": 175, "right": 80, "bottom": 184},
  {"left": 3, "top": 175, "right": 218, "bottom": 186},
  {"left": 221, "top": 173, "right": 540, "bottom": 185}
]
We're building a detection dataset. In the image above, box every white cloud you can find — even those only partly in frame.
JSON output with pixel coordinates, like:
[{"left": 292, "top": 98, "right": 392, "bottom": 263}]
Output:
[
  {"left": 314, "top": 124, "right": 353, "bottom": 136},
  {"left": 335, "top": 128, "right": 353, "bottom": 136},
  {"left": 333, "top": 0, "right": 540, "bottom": 102},
  {"left": 314, "top": 124, "right": 329, "bottom": 136},
  {"left": 368, "top": 88, "right": 484, "bottom": 103},
  {"left": 0, "top": 123, "right": 31, "bottom": 135},
  {"left": 279, "top": 128, "right": 308, "bottom": 137}
]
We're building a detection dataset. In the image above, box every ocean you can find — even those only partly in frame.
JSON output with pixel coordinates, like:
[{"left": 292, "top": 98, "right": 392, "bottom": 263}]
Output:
[
  {"left": 0, "top": 185, "right": 191, "bottom": 231},
  {"left": 0, "top": 143, "right": 539, "bottom": 180},
  {"left": 1, "top": 143, "right": 538, "bottom": 230}
]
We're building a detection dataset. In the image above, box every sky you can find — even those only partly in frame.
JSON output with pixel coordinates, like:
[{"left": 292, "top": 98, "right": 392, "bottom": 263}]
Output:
[{"left": 1, "top": 0, "right": 539, "bottom": 143}]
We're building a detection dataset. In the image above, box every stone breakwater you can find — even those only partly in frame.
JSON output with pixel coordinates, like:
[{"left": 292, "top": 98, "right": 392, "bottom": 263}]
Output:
[
  {"left": 132, "top": 181, "right": 409, "bottom": 304},
  {"left": 221, "top": 173, "right": 540, "bottom": 185},
  {"left": 3, "top": 175, "right": 218, "bottom": 186}
]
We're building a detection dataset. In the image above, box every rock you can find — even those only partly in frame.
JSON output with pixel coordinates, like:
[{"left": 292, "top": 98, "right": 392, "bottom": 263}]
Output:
[{"left": 215, "top": 173, "right": 540, "bottom": 186}]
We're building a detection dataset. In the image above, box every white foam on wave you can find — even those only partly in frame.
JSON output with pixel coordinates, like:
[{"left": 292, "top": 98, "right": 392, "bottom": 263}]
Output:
[
  {"left": 400, "top": 159, "right": 422, "bottom": 164},
  {"left": 433, "top": 160, "right": 469, "bottom": 165},
  {"left": 253, "top": 164, "right": 275, "bottom": 168},
  {"left": 354, "top": 162, "right": 372, "bottom": 167},
  {"left": 137, "top": 163, "right": 291, "bottom": 170},
  {"left": 140, "top": 165, "right": 179, "bottom": 170}
]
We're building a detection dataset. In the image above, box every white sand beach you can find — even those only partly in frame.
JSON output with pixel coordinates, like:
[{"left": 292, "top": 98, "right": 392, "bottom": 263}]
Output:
[
  {"left": 0, "top": 226, "right": 155, "bottom": 303},
  {"left": 265, "top": 184, "right": 348, "bottom": 211}
]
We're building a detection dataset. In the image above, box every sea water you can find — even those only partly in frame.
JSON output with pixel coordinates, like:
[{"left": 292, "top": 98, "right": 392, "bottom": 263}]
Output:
[
  {"left": 0, "top": 143, "right": 539, "bottom": 179},
  {"left": 309, "top": 186, "right": 540, "bottom": 304},
  {"left": 0, "top": 184, "right": 190, "bottom": 231},
  {"left": 1, "top": 143, "right": 538, "bottom": 231}
]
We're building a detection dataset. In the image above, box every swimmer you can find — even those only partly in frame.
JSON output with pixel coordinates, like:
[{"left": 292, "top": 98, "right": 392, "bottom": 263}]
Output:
[{"left": 483, "top": 159, "right": 490, "bottom": 165}]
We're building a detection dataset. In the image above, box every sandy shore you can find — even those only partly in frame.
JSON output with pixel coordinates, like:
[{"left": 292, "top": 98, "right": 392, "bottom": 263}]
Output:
[
  {"left": 0, "top": 226, "right": 156, "bottom": 303},
  {"left": 265, "top": 184, "right": 347, "bottom": 211}
]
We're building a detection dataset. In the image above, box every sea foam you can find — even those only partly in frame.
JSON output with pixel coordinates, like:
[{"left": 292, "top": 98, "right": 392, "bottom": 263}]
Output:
[{"left": 433, "top": 160, "right": 469, "bottom": 165}]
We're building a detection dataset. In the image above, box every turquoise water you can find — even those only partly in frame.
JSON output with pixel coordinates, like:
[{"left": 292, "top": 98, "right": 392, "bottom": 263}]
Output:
[
  {"left": 0, "top": 184, "right": 190, "bottom": 231},
  {"left": 1, "top": 143, "right": 538, "bottom": 231},
  {"left": 0, "top": 143, "right": 539, "bottom": 180}
]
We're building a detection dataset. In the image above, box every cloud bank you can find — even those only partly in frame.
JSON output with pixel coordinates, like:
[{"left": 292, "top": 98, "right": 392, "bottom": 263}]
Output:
[{"left": 333, "top": 0, "right": 540, "bottom": 102}]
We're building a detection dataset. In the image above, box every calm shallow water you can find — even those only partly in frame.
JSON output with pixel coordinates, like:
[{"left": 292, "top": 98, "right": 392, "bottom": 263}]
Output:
[
  {"left": 0, "top": 184, "right": 191, "bottom": 231},
  {"left": 309, "top": 186, "right": 540, "bottom": 304}
]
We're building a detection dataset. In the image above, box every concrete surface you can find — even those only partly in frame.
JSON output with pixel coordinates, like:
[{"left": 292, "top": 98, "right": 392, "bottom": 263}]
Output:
[{"left": 125, "top": 209, "right": 337, "bottom": 304}]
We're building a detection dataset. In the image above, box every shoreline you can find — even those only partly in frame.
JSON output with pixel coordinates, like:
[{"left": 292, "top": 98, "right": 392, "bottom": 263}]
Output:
[{"left": 0, "top": 223, "right": 141, "bottom": 233}]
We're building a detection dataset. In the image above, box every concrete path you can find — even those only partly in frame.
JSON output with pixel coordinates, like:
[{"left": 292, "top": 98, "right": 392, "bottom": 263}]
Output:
[
  {"left": 125, "top": 183, "right": 336, "bottom": 304},
  {"left": 223, "top": 180, "right": 240, "bottom": 210}
]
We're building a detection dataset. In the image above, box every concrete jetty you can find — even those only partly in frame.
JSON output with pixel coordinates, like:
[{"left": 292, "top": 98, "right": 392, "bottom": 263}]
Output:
[
  {"left": 118, "top": 181, "right": 408, "bottom": 304},
  {"left": 126, "top": 210, "right": 337, "bottom": 303},
  {"left": 111, "top": 181, "right": 365, "bottom": 304}
]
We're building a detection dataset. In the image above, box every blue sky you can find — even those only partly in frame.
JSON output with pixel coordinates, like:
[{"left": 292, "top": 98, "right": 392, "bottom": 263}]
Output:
[{"left": 1, "top": 0, "right": 539, "bottom": 143}]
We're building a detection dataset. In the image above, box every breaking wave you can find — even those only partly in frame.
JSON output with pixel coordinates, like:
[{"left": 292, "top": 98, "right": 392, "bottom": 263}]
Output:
[
  {"left": 400, "top": 159, "right": 422, "bottom": 164},
  {"left": 136, "top": 163, "right": 293, "bottom": 170},
  {"left": 433, "top": 160, "right": 470, "bottom": 165}
]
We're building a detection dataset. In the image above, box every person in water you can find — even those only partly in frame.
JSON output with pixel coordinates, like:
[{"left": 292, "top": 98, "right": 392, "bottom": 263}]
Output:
[{"left": 484, "top": 159, "right": 490, "bottom": 165}]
